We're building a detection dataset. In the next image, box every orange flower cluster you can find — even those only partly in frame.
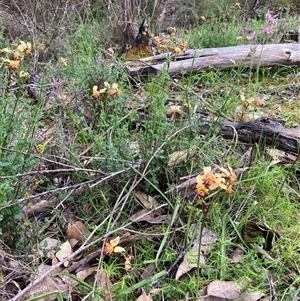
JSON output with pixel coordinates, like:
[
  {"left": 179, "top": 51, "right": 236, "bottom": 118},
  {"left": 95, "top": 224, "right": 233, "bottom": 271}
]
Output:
[
  {"left": 195, "top": 166, "right": 236, "bottom": 198},
  {"left": 92, "top": 82, "right": 122, "bottom": 99},
  {"left": 103, "top": 236, "right": 126, "bottom": 256},
  {"left": 1, "top": 41, "right": 32, "bottom": 71}
]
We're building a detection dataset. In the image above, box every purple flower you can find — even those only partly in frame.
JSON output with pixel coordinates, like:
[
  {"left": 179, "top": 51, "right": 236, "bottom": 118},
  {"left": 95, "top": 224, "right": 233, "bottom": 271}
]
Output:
[
  {"left": 266, "top": 10, "right": 277, "bottom": 23},
  {"left": 250, "top": 44, "right": 258, "bottom": 51},
  {"left": 247, "top": 32, "right": 256, "bottom": 40},
  {"left": 263, "top": 27, "right": 273, "bottom": 34}
]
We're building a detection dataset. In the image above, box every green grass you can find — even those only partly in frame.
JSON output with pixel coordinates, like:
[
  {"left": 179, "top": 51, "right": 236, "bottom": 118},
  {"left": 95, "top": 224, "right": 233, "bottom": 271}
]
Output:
[{"left": 0, "top": 3, "right": 300, "bottom": 301}]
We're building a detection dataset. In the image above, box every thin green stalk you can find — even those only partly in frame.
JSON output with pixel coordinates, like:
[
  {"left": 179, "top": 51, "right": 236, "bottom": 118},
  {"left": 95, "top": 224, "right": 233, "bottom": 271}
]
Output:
[
  {"left": 196, "top": 201, "right": 211, "bottom": 298},
  {"left": 220, "top": 213, "right": 227, "bottom": 280}
]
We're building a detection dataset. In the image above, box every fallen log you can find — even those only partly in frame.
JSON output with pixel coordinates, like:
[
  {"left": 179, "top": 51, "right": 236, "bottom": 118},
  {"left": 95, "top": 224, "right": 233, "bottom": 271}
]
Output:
[
  {"left": 198, "top": 117, "right": 300, "bottom": 154},
  {"left": 135, "top": 114, "right": 300, "bottom": 154},
  {"left": 125, "top": 44, "right": 300, "bottom": 77}
]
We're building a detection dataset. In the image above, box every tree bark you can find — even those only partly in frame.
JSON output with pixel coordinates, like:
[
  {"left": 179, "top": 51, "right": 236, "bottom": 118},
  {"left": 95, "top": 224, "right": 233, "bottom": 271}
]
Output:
[
  {"left": 135, "top": 114, "right": 300, "bottom": 154},
  {"left": 198, "top": 117, "right": 300, "bottom": 154},
  {"left": 125, "top": 44, "right": 300, "bottom": 77}
]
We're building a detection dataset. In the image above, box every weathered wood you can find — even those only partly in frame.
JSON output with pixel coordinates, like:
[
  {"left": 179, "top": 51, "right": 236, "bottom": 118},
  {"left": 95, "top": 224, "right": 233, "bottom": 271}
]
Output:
[
  {"left": 198, "top": 117, "right": 300, "bottom": 154},
  {"left": 125, "top": 44, "right": 300, "bottom": 77},
  {"left": 135, "top": 113, "right": 300, "bottom": 154}
]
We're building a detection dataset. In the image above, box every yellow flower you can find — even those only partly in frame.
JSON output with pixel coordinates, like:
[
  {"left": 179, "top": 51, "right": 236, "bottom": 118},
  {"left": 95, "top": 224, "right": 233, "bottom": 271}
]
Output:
[
  {"left": 217, "top": 165, "right": 236, "bottom": 185},
  {"left": 103, "top": 47, "right": 114, "bottom": 58},
  {"left": 13, "top": 51, "right": 21, "bottom": 60},
  {"left": 8, "top": 60, "right": 20, "bottom": 70},
  {"left": 195, "top": 165, "right": 236, "bottom": 198},
  {"left": 60, "top": 57, "right": 67, "bottom": 66},
  {"left": 19, "top": 71, "right": 30, "bottom": 78},
  {"left": 17, "top": 41, "right": 27, "bottom": 52},
  {"left": 197, "top": 166, "right": 224, "bottom": 190},
  {"left": 195, "top": 181, "right": 210, "bottom": 198},
  {"left": 92, "top": 86, "right": 100, "bottom": 98},
  {"left": 173, "top": 47, "right": 182, "bottom": 54},
  {"left": 17, "top": 41, "right": 31, "bottom": 55},
  {"left": 93, "top": 82, "right": 121, "bottom": 98},
  {"left": 1, "top": 48, "right": 13, "bottom": 54},
  {"left": 212, "top": 165, "right": 236, "bottom": 194},
  {"left": 236, "top": 36, "right": 243, "bottom": 41},
  {"left": 36, "top": 137, "right": 53, "bottom": 155},
  {"left": 235, "top": 2, "right": 241, "bottom": 9},
  {"left": 110, "top": 82, "right": 121, "bottom": 96},
  {"left": 104, "top": 236, "right": 126, "bottom": 255},
  {"left": 25, "top": 43, "right": 32, "bottom": 55}
]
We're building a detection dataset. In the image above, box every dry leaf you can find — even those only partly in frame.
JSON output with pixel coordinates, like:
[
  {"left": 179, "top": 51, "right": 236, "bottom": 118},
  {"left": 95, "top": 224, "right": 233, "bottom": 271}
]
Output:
[
  {"left": 176, "top": 227, "right": 219, "bottom": 280},
  {"left": 266, "top": 148, "right": 297, "bottom": 165},
  {"left": 130, "top": 208, "right": 153, "bottom": 222},
  {"left": 238, "top": 291, "right": 265, "bottom": 301},
  {"left": 191, "top": 226, "right": 220, "bottom": 247},
  {"left": 141, "top": 263, "right": 156, "bottom": 280},
  {"left": 23, "top": 199, "right": 54, "bottom": 217},
  {"left": 147, "top": 214, "right": 172, "bottom": 224},
  {"left": 229, "top": 247, "right": 244, "bottom": 263},
  {"left": 130, "top": 208, "right": 171, "bottom": 224},
  {"left": 25, "top": 264, "right": 68, "bottom": 301},
  {"left": 39, "top": 238, "right": 59, "bottom": 259},
  {"left": 136, "top": 290, "right": 153, "bottom": 301},
  {"left": 72, "top": 267, "right": 96, "bottom": 287},
  {"left": 168, "top": 150, "right": 188, "bottom": 167},
  {"left": 56, "top": 241, "right": 72, "bottom": 267},
  {"left": 135, "top": 191, "right": 160, "bottom": 209},
  {"left": 51, "top": 256, "right": 63, "bottom": 273},
  {"left": 69, "top": 238, "right": 80, "bottom": 248},
  {"left": 131, "top": 191, "right": 164, "bottom": 223},
  {"left": 207, "top": 280, "right": 241, "bottom": 299},
  {"left": 67, "top": 221, "right": 89, "bottom": 242},
  {"left": 199, "top": 280, "right": 241, "bottom": 300},
  {"left": 175, "top": 249, "right": 206, "bottom": 280}
]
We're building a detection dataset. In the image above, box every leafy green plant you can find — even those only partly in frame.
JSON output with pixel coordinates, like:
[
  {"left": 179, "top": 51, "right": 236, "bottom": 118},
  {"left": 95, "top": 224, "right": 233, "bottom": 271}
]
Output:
[{"left": 0, "top": 40, "right": 42, "bottom": 249}]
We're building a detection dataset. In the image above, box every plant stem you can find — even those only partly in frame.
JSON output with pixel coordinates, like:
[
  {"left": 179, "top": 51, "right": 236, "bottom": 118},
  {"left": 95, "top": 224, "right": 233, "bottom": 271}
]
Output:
[{"left": 196, "top": 200, "right": 211, "bottom": 298}]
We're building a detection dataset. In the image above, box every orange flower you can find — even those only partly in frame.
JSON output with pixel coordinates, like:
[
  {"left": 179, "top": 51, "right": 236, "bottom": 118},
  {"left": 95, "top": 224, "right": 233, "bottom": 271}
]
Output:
[
  {"left": 92, "top": 86, "right": 100, "bottom": 98},
  {"left": 173, "top": 47, "right": 182, "bottom": 54},
  {"left": 198, "top": 166, "right": 223, "bottom": 190},
  {"left": 217, "top": 165, "right": 236, "bottom": 185},
  {"left": 104, "top": 236, "right": 125, "bottom": 255},
  {"left": 13, "top": 51, "right": 21, "bottom": 60},
  {"left": 195, "top": 165, "right": 236, "bottom": 198},
  {"left": 17, "top": 41, "right": 31, "bottom": 55},
  {"left": 8, "top": 60, "right": 20, "bottom": 70},
  {"left": 195, "top": 181, "right": 210, "bottom": 198},
  {"left": 110, "top": 83, "right": 121, "bottom": 96},
  {"left": 213, "top": 165, "right": 236, "bottom": 194},
  {"left": 60, "top": 57, "right": 67, "bottom": 66}
]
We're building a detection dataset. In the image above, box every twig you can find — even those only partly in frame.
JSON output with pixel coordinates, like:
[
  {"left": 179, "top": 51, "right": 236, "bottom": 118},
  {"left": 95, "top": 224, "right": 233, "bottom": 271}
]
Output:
[
  {"left": 0, "top": 168, "right": 106, "bottom": 179},
  {"left": 2, "top": 178, "right": 99, "bottom": 210}
]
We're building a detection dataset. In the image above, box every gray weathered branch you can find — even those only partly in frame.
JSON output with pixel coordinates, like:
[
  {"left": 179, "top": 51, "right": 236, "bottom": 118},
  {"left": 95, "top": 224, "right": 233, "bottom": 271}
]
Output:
[{"left": 125, "top": 44, "right": 300, "bottom": 77}]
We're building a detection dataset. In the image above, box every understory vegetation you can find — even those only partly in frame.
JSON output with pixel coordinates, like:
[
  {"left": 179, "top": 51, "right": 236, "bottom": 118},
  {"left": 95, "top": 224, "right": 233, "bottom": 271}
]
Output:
[{"left": 0, "top": 1, "right": 300, "bottom": 300}]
